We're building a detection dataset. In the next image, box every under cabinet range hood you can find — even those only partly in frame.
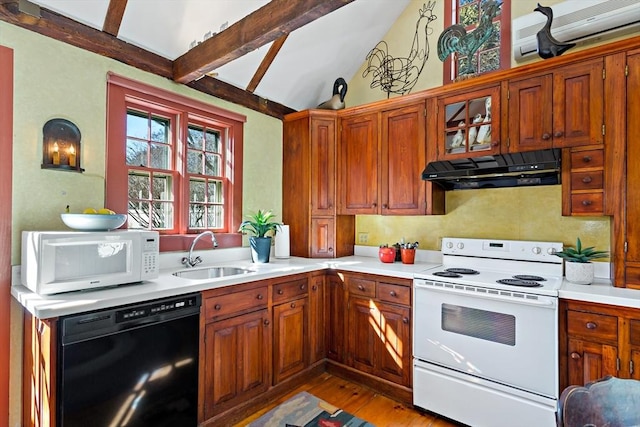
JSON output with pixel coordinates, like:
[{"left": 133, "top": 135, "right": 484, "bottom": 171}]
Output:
[{"left": 422, "top": 148, "right": 561, "bottom": 190}]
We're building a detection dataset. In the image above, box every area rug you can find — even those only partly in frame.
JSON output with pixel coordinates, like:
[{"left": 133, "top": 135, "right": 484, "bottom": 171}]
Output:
[{"left": 247, "top": 391, "right": 376, "bottom": 427}]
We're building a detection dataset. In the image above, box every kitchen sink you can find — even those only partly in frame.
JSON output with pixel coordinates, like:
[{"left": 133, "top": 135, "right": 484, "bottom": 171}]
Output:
[{"left": 172, "top": 266, "right": 252, "bottom": 280}]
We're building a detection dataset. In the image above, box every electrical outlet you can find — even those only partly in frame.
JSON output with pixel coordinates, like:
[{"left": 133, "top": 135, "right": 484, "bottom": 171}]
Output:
[{"left": 358, "top": 232, "right": 369, "bottom": 244}]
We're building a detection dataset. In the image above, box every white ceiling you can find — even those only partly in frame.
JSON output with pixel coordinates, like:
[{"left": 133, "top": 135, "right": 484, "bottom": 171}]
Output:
[{"left": 29, "top": 0, "right": 411, "bottom": 111}]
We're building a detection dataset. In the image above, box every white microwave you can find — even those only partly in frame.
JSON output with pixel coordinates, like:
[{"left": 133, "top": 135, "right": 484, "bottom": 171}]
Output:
[{"left": 21, "top": 230, "right": 160, "bottom": 295}]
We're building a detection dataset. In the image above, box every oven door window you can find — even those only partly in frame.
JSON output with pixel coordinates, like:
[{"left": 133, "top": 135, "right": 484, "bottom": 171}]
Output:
[{"left": 442, "top": 303, "right": 515, "bottom": 346}]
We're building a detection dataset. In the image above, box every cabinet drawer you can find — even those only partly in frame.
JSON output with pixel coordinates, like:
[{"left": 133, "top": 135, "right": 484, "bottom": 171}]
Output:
[
  {"left": 570, "top": 171, "right": 603, "bottom": 190},
  {"left": 204, "top": 286, "right": 268, "bottom": 321},
  {"left": 273, "top": 278, "right": 308, "bottom": 304},
  {"left": 378, "top": 282, "right": 410, "bottom": 306},
  {"left": 570, "top": 193, "right": 603, "bottom": 214},
  {"left": 567, "top": 310, "right": 617, "bottom": 343},
  {"left": 630, "top": 319, "right": 640, "bottom": 347},
  {"left": 570, "top": 149, "right": 603, "bottom": 169},
  {"left": 347, "top": 277, "right": 376, "bottom": 298}
]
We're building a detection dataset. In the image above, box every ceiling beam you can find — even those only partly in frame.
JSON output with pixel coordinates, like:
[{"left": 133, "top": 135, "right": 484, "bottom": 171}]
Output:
[
  {"left": 173, "top": 0, "right": 355, "bottom": 84},
  {"left": 246, "top": 34, "right": 288, "bottom": 93},
  {"left": 0, "top": 1, "right": 296, "bottom": 119},
  {"left": 103, "top": 0, "right": 127, "bottom": 36}
]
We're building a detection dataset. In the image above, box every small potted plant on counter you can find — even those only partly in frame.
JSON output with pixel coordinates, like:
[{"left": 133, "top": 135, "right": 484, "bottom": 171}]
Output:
[
  {"left": 554, "top": 238, "right": 609, "bottom": 285},
  {"left": 238, "top": 209, "right": 282, "bottom": 263}
]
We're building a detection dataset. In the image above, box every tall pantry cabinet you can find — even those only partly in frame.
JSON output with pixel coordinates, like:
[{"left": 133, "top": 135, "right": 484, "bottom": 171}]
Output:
[{"left": 283, "top": 110, "right": 355, "bottom": 258}]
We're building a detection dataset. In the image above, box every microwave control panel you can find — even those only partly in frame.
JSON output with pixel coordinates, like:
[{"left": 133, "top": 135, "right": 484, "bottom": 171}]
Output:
[{"left": 141, "top": 233, "right": 160, "bottom": 278}]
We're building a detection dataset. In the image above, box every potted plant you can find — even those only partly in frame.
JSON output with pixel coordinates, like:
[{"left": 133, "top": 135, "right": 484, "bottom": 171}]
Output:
[
  {"left": 554, "top": 238, "right": 609, "bottom": 285},
  {"left": 238, "top": 209, "right": 282, "bottom": 263}
]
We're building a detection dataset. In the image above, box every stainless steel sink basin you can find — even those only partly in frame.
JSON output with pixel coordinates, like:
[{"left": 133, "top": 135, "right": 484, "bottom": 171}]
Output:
[{"left": 172, "top": 266, "right": 252, "bottom": 280}]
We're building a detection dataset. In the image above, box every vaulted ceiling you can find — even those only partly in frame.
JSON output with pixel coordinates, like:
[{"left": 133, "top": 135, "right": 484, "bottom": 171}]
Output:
[{"left": 0, "top": 0, "right": 411, "bottom": 119}]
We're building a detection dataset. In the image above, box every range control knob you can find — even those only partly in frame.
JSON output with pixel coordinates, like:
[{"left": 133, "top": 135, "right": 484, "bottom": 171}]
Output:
[
  {"left": 457, "top": 242, "right": 464, "bottom": 249},
  {"left": 547, "top": 247, "right": 558, "bottom": 255},
  {"left": 446, "top": 241, "right": 454, "bottom": 249},
  {"left": 532, "top": 246, "right": 542, "bottom": 255}
]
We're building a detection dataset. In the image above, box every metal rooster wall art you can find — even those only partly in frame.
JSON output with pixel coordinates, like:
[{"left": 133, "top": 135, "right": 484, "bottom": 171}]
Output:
[
  {"left": 534, "top": 3, "right": 576, "bottom": 59},
  {"left": 362, "top": 2, "right": 437, "bottom": 98},
  {"left": 437, "top": 0, "right": 502, "bottom": 78}
]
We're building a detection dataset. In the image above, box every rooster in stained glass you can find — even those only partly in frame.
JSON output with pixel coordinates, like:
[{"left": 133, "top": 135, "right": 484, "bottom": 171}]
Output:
[{"left": 437, "top": 0, "right": 502, "bottom": 76}]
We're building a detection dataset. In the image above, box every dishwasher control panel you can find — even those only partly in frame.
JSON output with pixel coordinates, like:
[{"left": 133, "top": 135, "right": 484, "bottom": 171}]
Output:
[{"left": 116, "top": 294, "right": 200, "bottom": 322}]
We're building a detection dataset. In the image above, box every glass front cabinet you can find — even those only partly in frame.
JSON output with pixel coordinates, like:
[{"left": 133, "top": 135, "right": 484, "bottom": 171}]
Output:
[{"left": 436, "top": 86, "right": 500, "bottom": 160}]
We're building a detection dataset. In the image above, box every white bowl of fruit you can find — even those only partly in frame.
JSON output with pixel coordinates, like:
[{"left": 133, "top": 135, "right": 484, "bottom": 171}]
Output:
[{"left": 61, "top": 208, "right": 127, "bottom": 231}]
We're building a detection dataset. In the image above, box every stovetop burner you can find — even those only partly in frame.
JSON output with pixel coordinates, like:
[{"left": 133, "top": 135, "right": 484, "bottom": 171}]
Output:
[
  {"left": 513, "top": 274, "right": 546, "bottom": 281},
  {"left": 496, "top": 279, "right": 543, "bottom": 287},
  {"left": 446, "top": 268, "right": 479, "bottom": 275},
  {"left": 433, "top": 271, "right": 462, "bottom": 278}
]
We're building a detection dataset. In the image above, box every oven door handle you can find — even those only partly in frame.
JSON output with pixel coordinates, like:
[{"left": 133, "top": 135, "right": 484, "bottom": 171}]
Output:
[{"left": 414, "top": 281, "right": 557, "bottom": 308}]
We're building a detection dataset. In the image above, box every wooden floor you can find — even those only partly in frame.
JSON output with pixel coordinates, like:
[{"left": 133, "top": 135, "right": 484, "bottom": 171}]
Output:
[{"left": 235, "top": 372, "right": 463, "bottom": 427}]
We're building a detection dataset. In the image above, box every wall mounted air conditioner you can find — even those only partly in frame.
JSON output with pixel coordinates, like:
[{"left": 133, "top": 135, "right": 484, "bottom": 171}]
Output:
[{"left": 513, "top": 0, "right": 640, "bottom": 62}]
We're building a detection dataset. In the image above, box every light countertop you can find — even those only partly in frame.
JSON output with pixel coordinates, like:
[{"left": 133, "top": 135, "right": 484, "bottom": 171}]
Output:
[{"left": 11, "top": 245, "right": 640, "bottom": 318}]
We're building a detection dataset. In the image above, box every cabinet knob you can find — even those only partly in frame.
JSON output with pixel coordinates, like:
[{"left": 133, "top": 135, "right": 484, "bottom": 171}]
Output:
[
  {"left": 582, "top": 155, "right": 592, "bottom": 163},
  {"left": 542, "top": 133, "right": 551, "bottom": 140},
  {"left": 582, "top": 176, "right": 593, "bottom": 184},
  {"left": 300, "top": 284, "right": 306, "bottom": 290},
  {"left": 491, "top": 141, "right": 499, "bottom": 147},
  {"left": 586, "top": 321, "right": 597, "bottom": 329},
  {"left": 402, "top": 317, "right": 409, "bottom": 324},
  {"left": 264, "top": 319, "right": 270, "bottom": 326},
  {"left": 382, "top": 204, "right": 388, "bottom": 209},
  {"left": 582, "top": 200, "right": 593, "bottom": 206},
  {"left": 312, "top": 285, "right": 318, "bottom": 291},
  {"left": 372, "top": 203, "right": 377, "bottom": 208},
  {"left": 278, "top": 289, "right": 284, "bottom": 295},
  {"left": 357, "top": 285, "right": 365, "bottom": 291},
  {"left": 329, "top": 247, "right": 334, "bottom": 253},
  {"left": 554, "top": 131, "right": 564, "bottom": 138},
  {"left": 257, "top": 294, "right": 263, "bottom": 300},
  {"left": 571, "top": 352, "right": 581, "bottom": 360},
  {"left": 214, "top": 304, "right": 221, "bottom": 311},
  {"left": 389, "top": 290, "right": 397, "bottom": 297},
  {"left": 291, "top": 302, "right": 296, "bottom": 308}
]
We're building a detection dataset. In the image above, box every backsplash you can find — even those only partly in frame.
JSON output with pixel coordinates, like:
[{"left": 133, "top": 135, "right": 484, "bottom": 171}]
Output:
[{"left": 356, "top": 185, "right": 610, "bottom": 253}]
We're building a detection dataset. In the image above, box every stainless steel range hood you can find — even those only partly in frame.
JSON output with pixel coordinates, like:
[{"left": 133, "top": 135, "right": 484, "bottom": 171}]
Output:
[{"left": 422, "top": 148, "right": 561, "bottom": 190}]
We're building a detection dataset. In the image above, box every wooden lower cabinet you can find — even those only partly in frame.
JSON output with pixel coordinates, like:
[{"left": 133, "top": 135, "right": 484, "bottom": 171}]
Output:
[
  {"left": 203, "top": 309, "right": 271, "bottom": 419},
  {"left": 325, "top": 272, "right": 346, "bottom": 363},
  {"left": 309, "top": 273, "right": 326, "bottom": 364},
  {"left": 273, "top": 297, "right": 309, "bottom": 384},
  {"left": 561, "top": 300, "right": 640, "bottom": 393}
]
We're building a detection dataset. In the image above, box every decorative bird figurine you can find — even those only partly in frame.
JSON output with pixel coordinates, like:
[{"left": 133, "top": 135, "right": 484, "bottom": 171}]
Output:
[
  {"left": 450, "top": 121, "right": 466, "bottom": 149},
  {"left": 437, "top": 0, "right": 502, "bottom": 77},
  {"left": 534, "top": 3, "right": 576, "bottom": 59},
  {"left": 468, "top": 114, "right": 482, "bottom": 145},
  {"left": 317, "top": 77, "right": 348, "bottom": 110}
]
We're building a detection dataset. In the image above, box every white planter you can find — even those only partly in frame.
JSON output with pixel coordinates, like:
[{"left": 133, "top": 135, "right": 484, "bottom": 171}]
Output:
[{"left": 565, "top": 262, "right": 594, "bottom": 285}]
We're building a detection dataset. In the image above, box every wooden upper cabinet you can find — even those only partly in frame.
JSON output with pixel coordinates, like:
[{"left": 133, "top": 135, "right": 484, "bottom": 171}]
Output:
[
  {"left": 436, "top": 85, "right": 501, "bottom": 160},
  {"left": 338, "top": 111, "right": 379, "bottom": 215},
  {"left": 625, "top": 52, "right": 640, "bottom": 287},
  {"left": 508, "top": 59, "right": 604, "bottom": 152},
  {"left": 380, "top": 102, "right": 427, "bottom": 215},
  {"left": 311, "top": 117, "right": 336, "bottom": 216}
]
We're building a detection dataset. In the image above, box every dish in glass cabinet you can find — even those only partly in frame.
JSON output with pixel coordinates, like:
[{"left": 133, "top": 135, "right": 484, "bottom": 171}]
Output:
[{"left": 61, "top": 214, "right": 127, "bottom": 231}]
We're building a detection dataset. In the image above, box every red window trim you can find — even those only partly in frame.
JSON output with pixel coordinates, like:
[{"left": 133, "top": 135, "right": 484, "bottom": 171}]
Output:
[
  {"left": 443, "top": 0, "right": 511, "bottom": 84},
  {"left": 106, "top": 74, "right": 245, "bottom": 251}
]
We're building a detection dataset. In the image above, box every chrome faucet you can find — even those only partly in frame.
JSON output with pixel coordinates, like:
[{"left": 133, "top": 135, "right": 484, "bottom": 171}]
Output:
[{"left": 182, "top": 231, "right": 218, "bottom": 267}]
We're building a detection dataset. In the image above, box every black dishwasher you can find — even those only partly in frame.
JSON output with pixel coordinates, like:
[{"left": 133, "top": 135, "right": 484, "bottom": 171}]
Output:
[{"left": 57, "top": 293, "right": 201, "bottom": 427}]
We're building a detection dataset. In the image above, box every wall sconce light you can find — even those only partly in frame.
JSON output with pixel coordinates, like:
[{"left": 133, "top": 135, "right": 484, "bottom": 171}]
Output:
[{"left": 41, "top": 118, "right": 84, "bottom": 172}]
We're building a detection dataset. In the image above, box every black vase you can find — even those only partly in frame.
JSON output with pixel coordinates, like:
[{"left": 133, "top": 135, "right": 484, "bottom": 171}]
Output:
[{"left": 250, "top": 236, "right": 272, "bottom": 263}]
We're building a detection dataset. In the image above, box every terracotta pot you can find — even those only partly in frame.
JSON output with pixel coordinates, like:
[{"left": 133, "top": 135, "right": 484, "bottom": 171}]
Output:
[
  {"left": 565, "top": 261, "right": 594, "bottom": 285},
  {"left": 401, "top": 248, "right": 416, "bottom": 264}
]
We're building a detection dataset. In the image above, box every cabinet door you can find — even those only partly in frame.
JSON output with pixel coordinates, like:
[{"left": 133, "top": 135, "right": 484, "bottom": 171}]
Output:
[
  {"left": 311, "top": 217, "right": 334, "bottom": 258},
  {"left": 203, "top": 309, "right": 271, "bottom": 419},
  {"left": 377, "top": 302, "right": 411, "bottom": 386},
  {"left": 347, "top": 297, "right": 377, "bottom": 374},
  {"left": 507, "top": 74, "right": 553, "bottom": 153},
  {"left": 311, "top": 117, "right": 336, "bottom": 216},
  {"left": 567, "top": 338, "right": 618, "bottom": 387},
  {"left": 309, "top": 274, "right": 326, "bottom": 364},
  {"left": 325, "top": 273, "right": 346, "bottom": 362},
  {"left": 437, "top": 86, "right": 500, "bottom": 159},
  {"left": 273, "top": 297, "right": 309, "bottom": 384},
  {"left": 338, "top": 112, "right": 379, "bottom": 214},
  {"left": 626, "top": 54, "right": 640, "bottom": 286},
  {"left": 380, "top": 102, "right": 426, "bottom": 215},
  {"left": 552, "top": 59, "right": 604, "bottom": 148}
]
